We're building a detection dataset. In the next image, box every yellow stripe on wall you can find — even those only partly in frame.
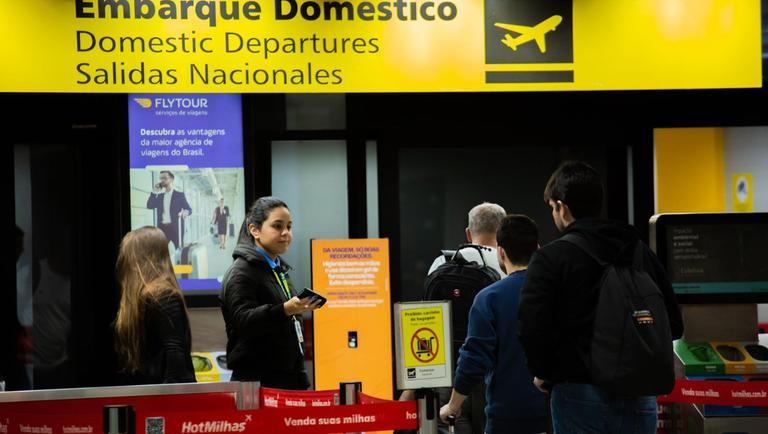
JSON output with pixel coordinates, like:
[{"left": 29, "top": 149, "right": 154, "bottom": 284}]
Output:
[{"left": 655, "top": 128, "right": 725, "bottom": 213}]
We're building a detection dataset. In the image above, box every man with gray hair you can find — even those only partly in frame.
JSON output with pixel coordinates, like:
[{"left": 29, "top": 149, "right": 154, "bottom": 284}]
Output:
[
  {"left": 426, "top": 202, "right": 507, "bottom": 434},
  {"left": 428, "top": 202, "right": 508, "bottom": 275}
]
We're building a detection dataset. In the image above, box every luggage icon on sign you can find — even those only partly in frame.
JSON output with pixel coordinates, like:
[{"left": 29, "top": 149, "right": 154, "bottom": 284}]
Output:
[
  {"left": 416, "top": 336, "right": 435, "bottom": 356},
  {"left": 411, "top": 328, "right": 440, "bottom": 363}
]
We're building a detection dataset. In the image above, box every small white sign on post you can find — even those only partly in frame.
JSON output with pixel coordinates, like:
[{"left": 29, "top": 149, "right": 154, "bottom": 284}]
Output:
[{"left": 394, "top": 301, "right": 454, "bottom": 390}]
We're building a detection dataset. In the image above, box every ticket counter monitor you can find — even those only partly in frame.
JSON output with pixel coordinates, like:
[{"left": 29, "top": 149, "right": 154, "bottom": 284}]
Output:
[{"left": 651, "top": 213, "right": 768, "bottom": 433}]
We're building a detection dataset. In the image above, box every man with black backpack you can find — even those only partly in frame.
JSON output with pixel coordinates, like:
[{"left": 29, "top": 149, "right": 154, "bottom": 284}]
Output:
[
  {"left": 400, "top": 202, "right": 505, "bottom": 434},
  {"left": 518, "top": 161, "right": 684, "bottom": 434},
  {"left": 439, "top": 215, "right": 546, "bottom": 434}
]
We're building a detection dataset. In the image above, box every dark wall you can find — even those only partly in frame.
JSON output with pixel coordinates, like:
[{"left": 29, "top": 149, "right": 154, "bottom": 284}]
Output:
[
  {"left": 357, "top": 87, "right": 768, "bottom": 302},
  {"left": 396, "top": 145, "right": 612, "bottom": 302},
  {"left": 4, "top": 93, "right": 126, "bottom": 388}
]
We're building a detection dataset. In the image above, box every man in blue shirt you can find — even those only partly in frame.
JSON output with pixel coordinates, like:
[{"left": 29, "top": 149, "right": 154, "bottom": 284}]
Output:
[{"left": 440, "top": 215, "right": 546, "bottom": 434}]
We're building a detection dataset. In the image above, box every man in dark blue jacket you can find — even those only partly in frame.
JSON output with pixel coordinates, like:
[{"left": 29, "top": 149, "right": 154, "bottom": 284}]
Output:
[{"left": 440, "top": 215, "right": 546, "bottom": 434}]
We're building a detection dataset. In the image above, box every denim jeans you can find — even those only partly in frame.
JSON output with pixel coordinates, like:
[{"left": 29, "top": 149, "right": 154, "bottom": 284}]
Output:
[{"left": 550, "top": 383, "right": 657, "bottom": 434}]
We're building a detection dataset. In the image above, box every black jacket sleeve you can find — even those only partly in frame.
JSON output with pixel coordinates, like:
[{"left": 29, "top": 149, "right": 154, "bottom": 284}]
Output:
[
  {"left": 222, "top": 272, "right": 291, "bottom": 340},
  {"left": 148, "top": 295, "right": 196, "bottom": 383},
  {"left": 518, "top": 250, "right": 559, "bottom": 379}
]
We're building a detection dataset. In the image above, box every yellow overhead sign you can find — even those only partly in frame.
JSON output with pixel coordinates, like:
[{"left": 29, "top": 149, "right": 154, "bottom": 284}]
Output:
[{"left": 0, "top": 0, "right": 761, "bottom": 93}]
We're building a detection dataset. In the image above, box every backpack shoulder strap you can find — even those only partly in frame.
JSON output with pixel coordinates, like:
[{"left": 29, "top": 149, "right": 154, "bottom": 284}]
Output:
[
  {"left": 557, "top": 233, "right": 610, "bottom": 268},
  {"left": 440, "top": 250, "right": 457, "bottom": 262},
  {"left": 455, "top": 243, "right": 490, "bottom": 267}
]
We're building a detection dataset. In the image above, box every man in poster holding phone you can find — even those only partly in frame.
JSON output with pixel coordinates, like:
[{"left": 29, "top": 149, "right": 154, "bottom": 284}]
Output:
[{"left": 147, "top": 170, "right": 192, "bottom": 250}]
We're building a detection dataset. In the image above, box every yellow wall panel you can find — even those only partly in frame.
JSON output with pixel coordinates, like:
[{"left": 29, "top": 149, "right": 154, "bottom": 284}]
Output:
[{"left": 655, "top": 128, "right": 725, "bottom": 214}]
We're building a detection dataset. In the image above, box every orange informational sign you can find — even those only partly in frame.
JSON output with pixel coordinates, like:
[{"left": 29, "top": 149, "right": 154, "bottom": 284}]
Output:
[{"left": 311, "top": 238, "right": 393, "bottom": 402}]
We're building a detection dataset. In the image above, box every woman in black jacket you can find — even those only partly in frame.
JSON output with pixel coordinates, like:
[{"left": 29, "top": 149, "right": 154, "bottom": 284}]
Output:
[
  {"left": 114, "top": 226, "right": 196, "bottom": 384},
  {"left": 219, "top": 196, "right": 321, "bottom": 389}
]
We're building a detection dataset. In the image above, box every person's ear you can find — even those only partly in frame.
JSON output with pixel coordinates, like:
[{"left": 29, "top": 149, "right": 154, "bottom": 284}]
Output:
[
  {"left": 560, "top": 201, "right": 574, "bottom": 221},
  {"left": 497, "top": 246, "right": 506, "bottom": 264},
  {"left": 466, "top": 228, "right": 472, "bottom": 243},
  {"left": 555, "top": 200, "right": 564, "bottom": 214},
  {"left": 249, "top": 223, "right": 260, "bottom": 240}
]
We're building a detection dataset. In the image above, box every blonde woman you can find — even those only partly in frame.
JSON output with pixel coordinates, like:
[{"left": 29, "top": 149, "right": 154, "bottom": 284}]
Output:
[{"left": 114, "top": 226, "right": 196, "bottom": 384}]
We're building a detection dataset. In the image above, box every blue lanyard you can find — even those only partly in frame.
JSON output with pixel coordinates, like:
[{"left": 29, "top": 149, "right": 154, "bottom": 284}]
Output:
[
  {"left": 271, "top": 269, "right": 292, "bottom": 302},
  {"left": 254, "top": 246, "right": 298, "bottom": 322},
  {"left": 254, "top": 246, "right": 289, "bottom": 299}
]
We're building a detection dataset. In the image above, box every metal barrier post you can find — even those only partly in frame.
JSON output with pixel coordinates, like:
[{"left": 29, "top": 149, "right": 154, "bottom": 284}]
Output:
[
  {"left": 416, "top": 389, "right": 438, "bottom": 434},
  {"left": 102, "top": 405, "right": 135, "bottom": 434},
  {"left": 340, "top": 382, "right": 362, "bottom": 434},
  {"left": 237, "top": 381, "right": 260, "bottom": 410}
]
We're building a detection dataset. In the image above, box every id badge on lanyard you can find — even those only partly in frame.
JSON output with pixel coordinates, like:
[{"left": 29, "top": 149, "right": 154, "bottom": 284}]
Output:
[
  {"left": 294, "top": 321, "right": 304, "bottom": 355},
  {"left": 273, "top": 269, "right": 305, "bottom": 356}
]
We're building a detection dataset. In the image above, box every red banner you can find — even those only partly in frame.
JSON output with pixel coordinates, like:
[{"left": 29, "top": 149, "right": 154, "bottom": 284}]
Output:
[
  {"left": 0, "top": 393, "right": 237, "bottom": 416},
  {"left": 259, "top": 388, "right": 340, "bottom": 409},
  {"left": 1, "top": 400, "right": 419, "bottom": 434},
  {"left": 658, "top": 379, "right": 768, "bottom": 406},
  {"left": 136, "top": 401, "right": 418, "bottom": 434},
  {"left": 0, "top": 412, "right": 102, "bottom": 434},
  {"left": 356, "top": 391, "right": 393, "bottom": 405}
]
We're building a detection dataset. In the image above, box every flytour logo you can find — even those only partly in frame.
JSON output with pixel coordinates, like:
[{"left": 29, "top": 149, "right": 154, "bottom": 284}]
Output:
[
  {"left": 133, "top": 97, "right": 210, "bottom": 109},
  {"left": 0, "top": 418, "right": 8, "bottom": 434},
  {"left": 484, "top": 0, "right": 574, "bottom": 83}
]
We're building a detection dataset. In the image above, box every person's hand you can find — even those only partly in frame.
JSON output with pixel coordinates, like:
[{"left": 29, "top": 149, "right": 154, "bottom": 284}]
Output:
[
  {"left": 179, "top": 210, "right": 189, "bottom": 218},
  {"left": 439, "top": 403, "right": 461, "bottom": 424},
  {"left": 283, "top": 296, "right": 323, "bottom": 316},
  {"left": 153, "top": 183, "right": 162, "bottom": 192},
  {"left": 398, "top": 390, "right": 415, "bottom": 401},
  {"left": 534, "top": 377, "right": 550, "bottom": 394}
]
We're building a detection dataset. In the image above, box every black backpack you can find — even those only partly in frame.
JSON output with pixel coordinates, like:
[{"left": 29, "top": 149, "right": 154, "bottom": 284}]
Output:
[
  {"left": 424, "top": 244, "right": 502, "bottom": 368},
  {"left": 560, "top": 234, "right": 675, "bottom": 397}
]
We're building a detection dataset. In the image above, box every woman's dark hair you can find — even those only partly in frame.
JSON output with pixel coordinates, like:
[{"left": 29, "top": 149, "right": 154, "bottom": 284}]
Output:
[
  {"left": 236, "top": 220, "right": 252, "bottom": 245},
  {"left": 543, "top": 161, "right": 604, "bottom": 219},
  {"left": 237, "top": 196, "right": 289, "bottom": 245}
]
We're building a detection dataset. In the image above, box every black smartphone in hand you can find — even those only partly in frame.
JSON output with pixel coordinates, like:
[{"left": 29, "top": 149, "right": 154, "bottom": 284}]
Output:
[{"left": 298, "top": 288, "right": 327, "bottom": 308}]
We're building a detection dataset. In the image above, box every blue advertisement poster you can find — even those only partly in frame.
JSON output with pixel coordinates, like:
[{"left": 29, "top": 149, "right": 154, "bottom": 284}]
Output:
[{"left": 128, "top": 94, "right": 245, "bottom": 292}]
